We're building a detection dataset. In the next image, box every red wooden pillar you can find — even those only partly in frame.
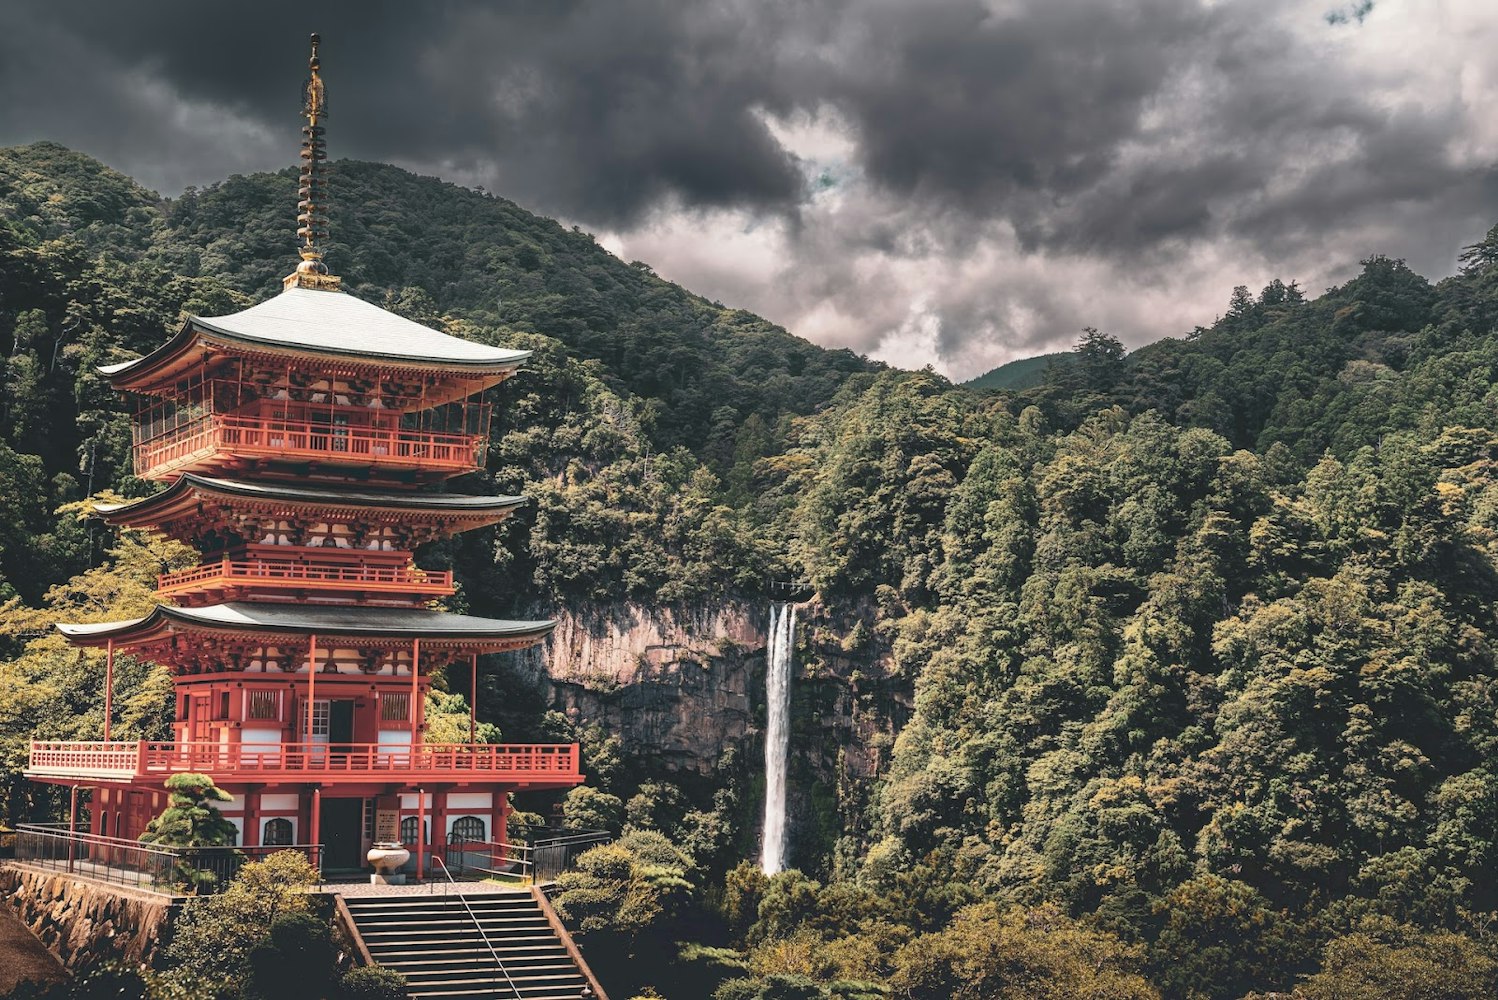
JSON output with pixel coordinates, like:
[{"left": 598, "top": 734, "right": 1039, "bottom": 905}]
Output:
[
  {"left": 244, "top": 787, "right": 261, "bottom": 848},
  {"left": 309, "top": 786, "right": 322, "bottom": 870},
  {"left": 305, "top": 634, "right": 319, "bottom": 743},
  {"left": 67, "top": 786, "right": 79, "bottom": 872},
  {"left": 469, "top": 653, "right": 478, "bottom": 744},
  {"left": 496, "top": 792, "right": 511, "bottom": 866},
  {"left": 103, "top": 640, "right": 114, "bottom": 742},
  {"left": 409, "top": 638, "right": 421, "bottom": 746},
  {"left": 415, "top": 786, "right": 426, "bottom": 881},
  {"left": 432, "top": 788, "right": 449, "bottom": 867}
]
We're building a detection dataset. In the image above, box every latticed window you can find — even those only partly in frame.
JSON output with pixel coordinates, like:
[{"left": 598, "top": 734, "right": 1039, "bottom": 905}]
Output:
[
  {"left": 450, "top": 815, "right": 485, "bottom": 844},
  {"left": 263, "top": 818, "right": 293, "bottom": 846},
  {"left": 247, "top": 690, "right": 280, "bottom": 721},
  {"left": 399, "top": 816, "right": 426, "bottom": 844},
  {"left": 306, "top": 699, "right": 330, "bottom": 738},
  {"left": 381, "top": 692, "right": 410, "bottom": 722}
]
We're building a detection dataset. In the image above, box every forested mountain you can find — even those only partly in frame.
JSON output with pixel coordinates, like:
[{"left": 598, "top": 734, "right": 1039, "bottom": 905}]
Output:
[
  {"left": 0, "top": 141, "right": 870, "bottom": 605},
  {"left": 963, "top": 350, "right": 1071, "bottom": 390},
  {"left": 8, "top": 141, "right": 1498, "bottom": 998}
]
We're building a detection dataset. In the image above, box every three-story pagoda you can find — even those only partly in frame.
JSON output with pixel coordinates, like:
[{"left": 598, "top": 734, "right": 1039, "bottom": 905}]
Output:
[{"left": 24, "top": 36, "right": 583, "bottom": 876}]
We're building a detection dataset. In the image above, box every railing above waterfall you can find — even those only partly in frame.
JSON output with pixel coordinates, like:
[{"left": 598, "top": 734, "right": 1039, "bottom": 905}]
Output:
[{"left": 767, "top": 578, "right": 814, "bottom": 599}]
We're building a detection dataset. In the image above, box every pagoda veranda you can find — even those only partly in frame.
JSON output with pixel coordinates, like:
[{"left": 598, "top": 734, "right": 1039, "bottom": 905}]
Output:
[{"left": 20, "top": 35, "right": 584, "bottom": 878}]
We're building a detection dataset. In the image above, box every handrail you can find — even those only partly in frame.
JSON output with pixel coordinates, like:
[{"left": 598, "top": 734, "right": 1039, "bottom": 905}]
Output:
[
  {"left": 447, "top": 829, "right": 611, "bottom": 882},
  {"left": 431, "top": 856, "right": 523, "bottom": 999},
  {"left": 13, "top": 824, "right": 322, "bottom": 895},
  {"left": 135, "top": 412, "right": 486, "bottom": 476},
  {"left": 332, "top": 893, "right": 377, "bottom": 968},
  {"left": 28, "top": 740, "right": 582, "bottom": 781},
  {"left": 157, "top": 558, "right": 453, "bottom": 593},
  {"left": 531, "top": 884, "right": 611, "bottom": 1000},
  {"left": 446, "top": 838, "right": 532, "bottom": 880}
]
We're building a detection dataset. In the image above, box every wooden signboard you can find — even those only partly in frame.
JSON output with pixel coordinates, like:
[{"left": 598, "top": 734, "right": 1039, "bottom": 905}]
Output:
[{"left": 374, "top": 808, "right": 400, "bottom": 844}]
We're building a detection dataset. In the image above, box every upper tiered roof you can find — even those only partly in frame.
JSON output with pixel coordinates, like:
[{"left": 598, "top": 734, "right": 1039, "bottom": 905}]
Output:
[
  {"left": 102, "top": 34, "right": 528, "bottom": 401},
  {"left": 100, "top": 287, "right": 532, "bottom": 392}
]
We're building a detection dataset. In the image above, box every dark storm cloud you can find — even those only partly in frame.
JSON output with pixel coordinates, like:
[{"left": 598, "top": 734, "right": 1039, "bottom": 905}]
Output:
[
  {"left": 0, "top": 0, "right": 807, "bottom": 223},
  {"left": 814, "top": 1, "right": 1206, "bottom": 227},
  {"left": 1, "top": 0, "right": 1495, "bottom": 375}
]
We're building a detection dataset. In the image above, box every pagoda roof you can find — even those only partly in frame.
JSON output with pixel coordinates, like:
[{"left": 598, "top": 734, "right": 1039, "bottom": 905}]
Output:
[
  {"left": 57, "top": 602, "right": 555, "bottom": 652},
  {"left": 95, "top": 473, "right": 526, "bottom": 529},
  {"left": 100, "top": 286, "right": 530, "bottom": 389}
]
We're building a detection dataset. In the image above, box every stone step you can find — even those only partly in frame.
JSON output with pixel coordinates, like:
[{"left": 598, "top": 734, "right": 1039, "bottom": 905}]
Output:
[
  {"left": 345, "top": 901, "right": 539, "bottom": 917},
  {"left": 377, "top": 952, "right": 573, "bottom": 970},
  {"left": 401, "top": 970, "right": 587, "bottom": 988},
  {"left": 411, "top": 990, "right": 588, "bottom": 1000},
  {"left": 360, "top": 918, "right": 553, "bottom": 933},
  {"left": 370, "top": 941, "right": 569, "bottom": 958},
  {"left": 341, "top": 891, "right": 603, "bottom": 999},
  {"left": 385, "top": 957, "right": 578, "bottom": 973}
]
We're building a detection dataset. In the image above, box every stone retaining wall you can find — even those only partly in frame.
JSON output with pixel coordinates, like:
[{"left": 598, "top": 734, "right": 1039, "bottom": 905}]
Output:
[{"left": 0, "top": 865, "right": 174, "bottom": 972}]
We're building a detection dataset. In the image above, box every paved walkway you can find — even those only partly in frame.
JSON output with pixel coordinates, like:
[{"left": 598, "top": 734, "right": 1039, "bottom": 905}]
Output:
[
  {"left": 0, "top": 907, "right": 67, "bottom": 993},
  {"left": 323, "top": 878, "right": 531, "bottom": 898}
]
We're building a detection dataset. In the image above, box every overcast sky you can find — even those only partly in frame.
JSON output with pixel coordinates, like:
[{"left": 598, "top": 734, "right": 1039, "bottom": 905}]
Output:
[{"left": 2, "top": 0, "right": 1496, "bottom": 380}]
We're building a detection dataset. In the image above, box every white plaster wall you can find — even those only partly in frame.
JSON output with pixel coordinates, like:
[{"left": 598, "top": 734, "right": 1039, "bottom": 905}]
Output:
[{"left": 447, "top": 792, "right": 493, "bottom": 811}]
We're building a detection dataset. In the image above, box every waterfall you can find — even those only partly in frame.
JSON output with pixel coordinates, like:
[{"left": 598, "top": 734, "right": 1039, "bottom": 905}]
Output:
[{"left": 761, "top": 601, "right": 795, "bottom": 875}]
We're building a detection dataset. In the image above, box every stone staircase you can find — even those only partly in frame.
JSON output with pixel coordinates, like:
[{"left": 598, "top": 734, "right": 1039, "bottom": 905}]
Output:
[{"left": 340, "top": 888, "right": 606, "bottom": 999}]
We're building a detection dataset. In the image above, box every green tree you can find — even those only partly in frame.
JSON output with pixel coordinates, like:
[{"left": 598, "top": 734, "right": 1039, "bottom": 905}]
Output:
[
  {"left": 156, "top": 851, "right": 322, "bottom": 1000},
  {"left": 563, "top": 785, "right": 625, "bottom": 831},
  {"left": 247, "top": 912, "right": 337, "bottom": 1000},
  {"left": 338, "top": 966, "right": 407, "bottom": 999},
  {"left": 1288, "top": 929, "right": 1498, "bottom": 1000},
  {"left": 889, "top": 903, "right": 1158, "bottom": 1000}
]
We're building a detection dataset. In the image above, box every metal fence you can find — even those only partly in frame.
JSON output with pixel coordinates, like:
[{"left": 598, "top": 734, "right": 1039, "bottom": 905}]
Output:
[
  {"left": 13, "top": 824, "right": 322, "bottom": 895},
  {"left": 445, "top": 826, "right": 611, "bottom": 883}
]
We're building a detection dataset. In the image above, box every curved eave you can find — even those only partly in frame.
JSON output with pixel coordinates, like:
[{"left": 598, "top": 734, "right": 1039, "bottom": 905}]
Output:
[
  {"left": 57, "top": 603, "right": 556, "bottom": 650},
  {"left": 192, "top": 315, "right": 531, "bottom": 371},
  {"left": 101, "top": 314, "right": 531, "bottom": 391},
  {"left": 94, "top": 473, "right": 528, "bottom": 529}
]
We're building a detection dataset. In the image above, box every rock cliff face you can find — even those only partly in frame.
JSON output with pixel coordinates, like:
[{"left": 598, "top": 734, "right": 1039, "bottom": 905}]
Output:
[
  {"left": 535, "top": 602, "right": 762, "bottom": 775},
  {"left": 530, "top": 598, "right": 912, "bottom": 868}
]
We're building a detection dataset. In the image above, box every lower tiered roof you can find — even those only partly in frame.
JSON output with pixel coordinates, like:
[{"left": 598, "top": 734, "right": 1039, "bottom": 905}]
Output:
[{"left": 58, "top": 602, "right": 554, "bottom": 654}]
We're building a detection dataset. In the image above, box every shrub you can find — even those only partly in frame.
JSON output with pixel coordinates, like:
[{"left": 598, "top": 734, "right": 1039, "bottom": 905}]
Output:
[
  {"left": 155, "top": 851, "right": 322, "bottom": 1000},
  {"left": 248, "top": 913, "right": 337, "bottom": 1000},
  {"left": 339, "top": 965, "right": 408, "bottom": 1000}
]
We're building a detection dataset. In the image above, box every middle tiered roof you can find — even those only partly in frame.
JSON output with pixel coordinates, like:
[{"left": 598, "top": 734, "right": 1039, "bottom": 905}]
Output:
[{"left": 96, "top": 473, "right": 527, "bottom": 546}]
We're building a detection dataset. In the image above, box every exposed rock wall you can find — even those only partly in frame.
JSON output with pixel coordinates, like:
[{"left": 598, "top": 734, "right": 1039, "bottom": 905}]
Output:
[
  {"left": 536, "top": 603, "right": 761, "bottom": 775},
  {"left": 0, "top": 866, "right": 173, "bottom": 972},
  {"left": 532, "top": 598, "right": 912, "bottom": 868}
]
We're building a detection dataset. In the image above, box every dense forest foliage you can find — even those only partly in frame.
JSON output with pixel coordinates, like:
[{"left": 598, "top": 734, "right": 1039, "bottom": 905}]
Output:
[
  {"left": 7, "top": 141, "right": 1498, "bottom": 998},
  {"left": 962, "top": 350, "right": 1071, "bottom": 391}
]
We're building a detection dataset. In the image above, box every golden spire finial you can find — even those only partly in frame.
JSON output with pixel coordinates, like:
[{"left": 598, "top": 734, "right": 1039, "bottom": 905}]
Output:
[{"left": 285, "top": 32, "right": 341, "bottom": 291}]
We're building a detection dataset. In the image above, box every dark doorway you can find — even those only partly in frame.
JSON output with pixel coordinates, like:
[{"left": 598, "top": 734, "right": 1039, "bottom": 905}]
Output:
[
  {"left": 319, "top": 797, "right": 364, "bottom": 871},
  {"left": 329, "top": 700, "right": 355, "bottom": 752}
]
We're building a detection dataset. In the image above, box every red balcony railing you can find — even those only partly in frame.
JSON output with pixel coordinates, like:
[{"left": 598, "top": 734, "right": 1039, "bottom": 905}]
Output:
[
  {"left": 27, "top": 740, "right": 582, "bottom": 785},
  {"left": 156, "top": 558, "right": 455, "bottom": 599},
  {"left": 134, "top": 414, "right": 487, "bottom": 479}
]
